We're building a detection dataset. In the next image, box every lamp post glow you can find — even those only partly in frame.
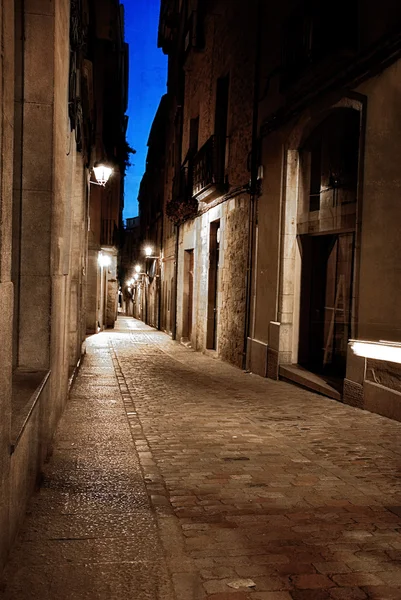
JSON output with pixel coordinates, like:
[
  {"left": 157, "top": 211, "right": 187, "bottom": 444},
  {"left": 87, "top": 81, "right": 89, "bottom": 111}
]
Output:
[
  {"left": 144, "top": 246, "right": 153, "bottom": 257},
  {"left": 134, "top": 265, "right": 141, "bottom": 273},
  {"left": 98, "top": 252, "right": 111, "bottom": 268},
  {"left": 93, "top": 164, "right": 113, "bottom": 186},
  {"left": 350, "top": 339, "right": 401, "bottom": 364}
]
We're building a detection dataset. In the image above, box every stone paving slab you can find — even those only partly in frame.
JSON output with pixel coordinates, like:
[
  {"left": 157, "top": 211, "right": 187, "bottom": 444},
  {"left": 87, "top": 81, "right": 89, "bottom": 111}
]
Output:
[
  {"left": 2, "top": 317, "right": 401, "bottom": 599},
  {"left": 0, "top": 323, "right": 174, "bottom": 600},
  {"left": 109, "top": 318, "right": 401, "bottom": 600}
]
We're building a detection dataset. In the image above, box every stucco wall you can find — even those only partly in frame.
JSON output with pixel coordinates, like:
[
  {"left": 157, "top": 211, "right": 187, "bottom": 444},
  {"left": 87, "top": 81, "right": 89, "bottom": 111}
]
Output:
[
  {"left": 251, "top": 132, "right": 285, "bottom": 346},
  {"left": 251, "top": 52, "right": 401, "bottom": 414},
  {"left": 356, "top": 60, "right": 401, "bottom": 343}
]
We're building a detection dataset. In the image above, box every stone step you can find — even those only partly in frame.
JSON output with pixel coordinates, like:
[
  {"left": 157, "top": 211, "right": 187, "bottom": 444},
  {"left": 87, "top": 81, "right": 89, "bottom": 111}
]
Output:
[{"left": 279, "top": 364, "right": 342, "bottom": 401}]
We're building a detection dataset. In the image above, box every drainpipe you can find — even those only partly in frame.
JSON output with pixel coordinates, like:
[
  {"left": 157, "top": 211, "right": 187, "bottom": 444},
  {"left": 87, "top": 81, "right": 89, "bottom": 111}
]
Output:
[
  {"left": 16, "top": 0, "right": 26, "bottom": 365},
  {"left": 171, "top": 222, "right": 179, "bottom": 340},
  {"left": 242, "top": 0, "right": 262, "bottom": 371},
  {"left": 157, "top": 212, "right": 163, "bottom": 330}
]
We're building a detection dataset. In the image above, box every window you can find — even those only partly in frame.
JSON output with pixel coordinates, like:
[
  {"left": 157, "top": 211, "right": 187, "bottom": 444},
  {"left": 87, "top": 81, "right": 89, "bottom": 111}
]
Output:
[
  {"left": 189, "top": 116, "right": 199, "bottom": 155},
  {"left": 214, "top": 74, "right": 229, "bottom": 178},
  {"left": 282, "top": 0, "right": 358, "bottom": 83},
  {"left": 302, "top": 108, "right": 360, "bottom": 215},
  {"left": 309, "top": 138, "right": 322, "bottom": 212}
]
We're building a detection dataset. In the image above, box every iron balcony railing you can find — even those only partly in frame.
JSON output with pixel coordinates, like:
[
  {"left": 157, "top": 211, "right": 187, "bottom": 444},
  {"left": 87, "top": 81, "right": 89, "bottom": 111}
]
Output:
[
  {"left": 192, "top": 135, "right": 225, "bottom": 201},
  {"left": 173, "top": 164, "right": 191, "bottom": 201}
]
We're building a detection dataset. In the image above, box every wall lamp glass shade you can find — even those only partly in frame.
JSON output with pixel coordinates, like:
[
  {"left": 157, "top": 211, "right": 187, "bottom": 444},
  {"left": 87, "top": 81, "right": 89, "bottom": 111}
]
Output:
[
  {"left": 98, "top": 252, "right": 112, "bottom": 268},
  {"left": 93, "top": 164, "right": 113, "bottom": 186},
  {"left": 144, "top": 246, "right": 153, "bottom": 257},
  {"left": 134, "top": 265, "right": 141, "bottom": 273}
]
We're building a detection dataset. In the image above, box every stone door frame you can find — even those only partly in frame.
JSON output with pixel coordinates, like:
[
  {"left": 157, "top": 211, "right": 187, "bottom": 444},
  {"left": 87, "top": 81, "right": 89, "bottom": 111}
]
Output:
[{"left": 272, "top": 94, "right": 367, "bottom": 369}]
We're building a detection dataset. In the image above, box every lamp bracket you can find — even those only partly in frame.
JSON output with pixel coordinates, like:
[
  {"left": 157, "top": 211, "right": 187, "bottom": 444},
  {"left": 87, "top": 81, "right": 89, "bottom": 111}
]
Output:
[{"left": 90, "top": 180, "right": 105, "bottom": 187}]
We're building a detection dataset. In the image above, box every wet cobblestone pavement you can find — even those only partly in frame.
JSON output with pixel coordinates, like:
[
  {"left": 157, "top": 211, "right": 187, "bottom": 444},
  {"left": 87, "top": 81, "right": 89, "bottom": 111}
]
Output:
[{"left": 2, "top": 317, "right": 401, "bottom": 599}]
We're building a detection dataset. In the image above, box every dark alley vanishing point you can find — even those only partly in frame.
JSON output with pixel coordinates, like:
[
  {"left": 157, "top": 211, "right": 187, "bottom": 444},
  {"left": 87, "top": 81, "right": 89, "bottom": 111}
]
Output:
[{"left": 2, "top": 318, "right": 401, "bottom": 600}]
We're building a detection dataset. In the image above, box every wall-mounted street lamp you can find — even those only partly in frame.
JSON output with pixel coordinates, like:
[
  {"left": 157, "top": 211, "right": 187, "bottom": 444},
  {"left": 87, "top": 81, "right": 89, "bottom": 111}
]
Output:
[
  {"left": 350, "top": 339, "right": 401, "bottom": 364},
  {"left": 127, "top": 270, "right": 146, "bottom": 287},
  {"left": 134, "top": 265, "right": 142, "bottom": 273},
  {"left": 144, "top": 246, "right": 161, "bottom": 260},
  {"left": 142, "top": 245, "right": 162, "bottom": 330},
  {"left": 90, "top": 163, "right": 113, "bottom": 187},
  {"left": 98, "top": 252, "right": 112, "bottom": 268}
]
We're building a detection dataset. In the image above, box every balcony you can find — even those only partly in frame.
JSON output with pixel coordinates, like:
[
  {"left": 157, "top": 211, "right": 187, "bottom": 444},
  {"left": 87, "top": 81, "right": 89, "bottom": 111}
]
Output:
[
  {"left": 167, "top": 165, "right": 198, "bottom": 224},
  {"left": 101, "top": 219, "right": 119, "bottom": 246},
  {"left": 192, "top": 135, "right": 225, "bottom": 203},
  {"left": 173, "top": 165, "right": 190, "bottom": 202}
]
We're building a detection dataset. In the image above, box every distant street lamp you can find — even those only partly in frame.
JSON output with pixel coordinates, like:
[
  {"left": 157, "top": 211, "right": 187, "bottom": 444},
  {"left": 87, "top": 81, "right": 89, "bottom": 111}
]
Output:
[
  {"left": 135, "top": 264, "right": 142, "bottom": 273},
  {"left": 144, "top": 246, "right": 160, "bottom": 260},
  {"left": 142, "top": 244, "right": 162, "bottom": 330}
]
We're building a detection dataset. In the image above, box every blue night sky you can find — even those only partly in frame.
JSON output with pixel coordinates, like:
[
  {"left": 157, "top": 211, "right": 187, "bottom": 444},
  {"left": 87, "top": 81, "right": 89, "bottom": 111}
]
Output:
[{"left": 122, "top": 0, "right": 167, "bottom": 220}]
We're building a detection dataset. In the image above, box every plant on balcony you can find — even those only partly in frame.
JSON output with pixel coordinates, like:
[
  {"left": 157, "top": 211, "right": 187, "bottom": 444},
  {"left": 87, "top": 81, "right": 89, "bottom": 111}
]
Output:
[
  {"left": 166, "top": 165, "right": 198, "bottom": 225},
  {"left": 166, "top": 195, "right": 198, "bottom": 225}
]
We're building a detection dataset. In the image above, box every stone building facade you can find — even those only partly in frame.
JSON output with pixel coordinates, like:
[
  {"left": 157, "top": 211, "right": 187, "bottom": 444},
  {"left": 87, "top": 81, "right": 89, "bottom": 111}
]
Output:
[
  {"left": 137, "top": 95, "right": 168, "bottom": 329},
  {"left": 0, "top": 0, "right": 128, "bottom": 571},
  {"left": 120, "top": 216, "right": 140, "bottom": 316},
  {"left": 247, "top": 0, "right": 401, "bottom": 422},
  {"left": 148, "top": 0, "right": 401, "bottom": 422},
  {"left": 85, "top": 0, "right": 128, "bottom": 334},
  {"left": 156, "top": 0, "right": 258, "bottom": 366}
]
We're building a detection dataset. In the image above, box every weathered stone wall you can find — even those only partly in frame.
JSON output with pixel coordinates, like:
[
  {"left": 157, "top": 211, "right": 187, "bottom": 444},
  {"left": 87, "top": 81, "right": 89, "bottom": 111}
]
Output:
[
  {"left": 161, "top": 219, "right": 176, "bottom": 335},
  {"left": 106, "top": 277, "right": 118, "bottom": 328},
  {"left": 175, "top": 194, "right": 250, "bottom": 367},
  {"left": 365, "top": 360, "right": 401, "bottom": 393},
  {"left": 173, "top": 0, "right": 256, "bottom": 365},
  {"left": 218, "top": 195, "right": 249, "bottom": 368}
]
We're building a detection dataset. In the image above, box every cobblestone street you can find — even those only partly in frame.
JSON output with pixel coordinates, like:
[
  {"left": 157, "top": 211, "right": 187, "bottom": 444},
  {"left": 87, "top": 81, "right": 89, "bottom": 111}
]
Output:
[{"left": 2, "top": 317, "right": 401, "bottom": 600}]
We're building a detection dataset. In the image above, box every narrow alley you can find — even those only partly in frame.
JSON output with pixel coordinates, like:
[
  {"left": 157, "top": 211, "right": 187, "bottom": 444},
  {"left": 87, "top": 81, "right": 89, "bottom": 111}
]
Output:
[{"left": 2, "top": 318, "right": 401, "bottom": 600}]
